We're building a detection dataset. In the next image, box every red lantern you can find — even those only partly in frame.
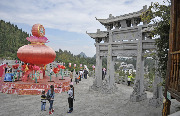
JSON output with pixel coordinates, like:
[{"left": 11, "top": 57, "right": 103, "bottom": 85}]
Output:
[
  {"left": 58, "top": 65, "right": 61, "bottom": 69},
  {"left": 53, "top": 68, "right": 59, "bottom": 74},
  {"left": 33, "top": 65, "right": 40, "bottom": 71},
  {"left": 12, "top": 64, "right": 19, "bottom": 69},
  {"left": 28, "top": 64, "right": 33, "bottom": 70},
  {"left": 69, "top": 63, "right": 71, "bottom": 67},
  {"left": 22, "top": 64, "right": 26, "bottom": 69},
  {"left": 58, "top": 65, "right": 64, "bottom": 69},
  {"left": 21, "top": 68, "right": 24, "bottom": 71},
  {"left": 17, "top": 44, "right": 56, "bottom": 65}
]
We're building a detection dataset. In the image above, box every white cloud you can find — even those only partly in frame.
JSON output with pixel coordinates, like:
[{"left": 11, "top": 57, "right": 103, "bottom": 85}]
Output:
[
  {"left": 0, "top": 0, "right": 166, "bottom": 57},
  {"left": 0, "top": 0, "right": 164, "bottom": 33}
]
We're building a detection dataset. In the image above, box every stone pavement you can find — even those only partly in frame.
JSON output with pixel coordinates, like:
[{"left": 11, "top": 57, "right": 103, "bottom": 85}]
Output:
[{"left": 0, "top": 77, "right": 180, "bottom": 116}]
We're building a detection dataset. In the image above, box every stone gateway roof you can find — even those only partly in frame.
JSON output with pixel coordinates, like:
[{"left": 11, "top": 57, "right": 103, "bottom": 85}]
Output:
[
  {"left": 86, "top": 30, "right": 108, "bottom": 39},
  {"left": 95, "top": 5, "right": 147, "bottom": 25}
]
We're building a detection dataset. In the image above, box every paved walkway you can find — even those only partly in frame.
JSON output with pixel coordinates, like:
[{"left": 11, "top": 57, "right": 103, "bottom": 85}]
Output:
[{"left": 0, "top": 76, "right": 180, "bottom": 116}]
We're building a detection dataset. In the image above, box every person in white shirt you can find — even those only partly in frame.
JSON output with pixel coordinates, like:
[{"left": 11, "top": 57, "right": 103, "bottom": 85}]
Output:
[{"left": 67, "top": 85, "right": 74, "bottom": 113}]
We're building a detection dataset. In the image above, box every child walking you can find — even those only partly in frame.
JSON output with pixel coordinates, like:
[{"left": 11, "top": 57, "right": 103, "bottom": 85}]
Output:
[{"left": 41, "top": 91, "right": 46, "bottom": 111}]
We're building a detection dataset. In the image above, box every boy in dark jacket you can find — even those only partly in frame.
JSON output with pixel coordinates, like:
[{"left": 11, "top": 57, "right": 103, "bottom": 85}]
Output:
[{"left": 41, "top": 91, "right": 46, "bottom": 111}]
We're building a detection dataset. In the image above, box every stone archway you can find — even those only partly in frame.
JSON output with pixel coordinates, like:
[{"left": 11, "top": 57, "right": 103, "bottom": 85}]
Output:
[{"left": 87, "top": 5, "right": 162, "bottom": 105}]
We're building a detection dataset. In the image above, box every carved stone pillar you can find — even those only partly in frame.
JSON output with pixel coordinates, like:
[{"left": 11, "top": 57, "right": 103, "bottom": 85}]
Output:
[
  {"left": 130, "top": 28, "right": 147, "bottom": 102},
  {"left": 96, "top": 55, "right": 102, "bottom": 87},
  {"left": 91, "top": 44, "right": 102, "bottom": 90},
  {"left": 106, "top": 31, "right": 113, "bottom": 76},
  {"left": 110, "top": 56, "right": 117, "bottom": 86},
  {"left": 101, "top": 31, "right": 117, "bottom": 94},
  {"left": 149, "top": 58, "right": 163, "bottom": 107}
]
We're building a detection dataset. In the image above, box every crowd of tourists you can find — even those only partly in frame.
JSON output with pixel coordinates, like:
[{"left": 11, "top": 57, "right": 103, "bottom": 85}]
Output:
[{"left": 70, "top": 68, "right": 89, "bottom": 84}]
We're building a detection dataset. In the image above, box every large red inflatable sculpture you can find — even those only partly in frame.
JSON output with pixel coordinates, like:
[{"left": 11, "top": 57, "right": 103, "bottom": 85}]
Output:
[{"left": 17, "top": 24, "right": 56, "bottom": 82}]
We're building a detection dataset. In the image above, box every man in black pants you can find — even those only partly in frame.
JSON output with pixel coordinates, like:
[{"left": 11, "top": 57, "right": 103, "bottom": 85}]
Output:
[
  {"left": 67, "top": 85, "right": 74, "bottom": 113},
  {"left": 83, "top": 68, "right": 88, "bottom": 79}
]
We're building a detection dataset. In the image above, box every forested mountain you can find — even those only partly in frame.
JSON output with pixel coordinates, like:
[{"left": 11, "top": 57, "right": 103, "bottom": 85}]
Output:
[
  {"left": 79, "top": 52, "right": 87, "bottom": 58},
  {"left": 0, "top": 20, "right": 30, "bottom": 59}
]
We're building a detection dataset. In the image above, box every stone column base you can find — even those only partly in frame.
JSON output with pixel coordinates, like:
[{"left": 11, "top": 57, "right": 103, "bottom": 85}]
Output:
[
  {"left": 89, "top": 78, "right": 117, "bottom": 94},
  {"left": 90, "top": 84, "right": 117, "bottom": 94},
  {"left": 89, "top": 84, "right": 101, "bottom": 91},
  {"left": 149, "top": 97, "right": 163, "bottom": 107},
  {"left": 89, "top": 79, "right": 101, "bottom": 91},
  {"left": 130, "top": 92, "right": 147, "bottom": 102},
  {"left": 101, "top": 84, "right": 117, "bottom": 94},
  {"left": 101, "top": 76, "right": 117, "bottom": 94}
]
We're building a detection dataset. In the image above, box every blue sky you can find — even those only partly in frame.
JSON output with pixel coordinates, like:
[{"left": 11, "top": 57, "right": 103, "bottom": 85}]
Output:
[{"left": 0, "top": 0, "right": 164, "bottom": 57}]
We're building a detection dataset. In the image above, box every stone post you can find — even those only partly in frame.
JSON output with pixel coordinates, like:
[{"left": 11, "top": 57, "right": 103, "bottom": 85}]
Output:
[
  {"left": 149, "top": 58, "right": 163, "bottom": 107},
  {"left": 96, "top": 55, "right": 102, "bottom": 87},
  {"left": 110, "top": 56, "right": 117, "bottom": 86},
  {"left": 91, "top": 44, "right": 102, "bottom": 90},
  {"left": 107, "top": 30, "right": 113, "bottom": 77},
  {"left": 101, "top": 30, "right": 117, "bottom": 93},
  {"left": 130, "top": 28, "right": 147, "bottom": 102}
]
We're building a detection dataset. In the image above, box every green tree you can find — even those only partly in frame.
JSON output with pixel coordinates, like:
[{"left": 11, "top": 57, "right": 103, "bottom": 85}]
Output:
[
  {"left": 141, "top": 0, "right": 171, "bottom": 79},
  {"left": 0, "top": 20, "right": 30, "bottom": 60},
  {"left": 55, "top": 49, "right": 96, "bottom": 71}
]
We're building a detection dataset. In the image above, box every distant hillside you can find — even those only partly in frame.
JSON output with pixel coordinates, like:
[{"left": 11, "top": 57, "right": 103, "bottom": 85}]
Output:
[
  {"left": 79, "top": 52, "right": 87, "bottom": 58},
  {"left": 55, "top": 49, "right": 96, "bottom": 71},
  {"left": 0, "top": 20, "right": 30, "bottom": 59}
]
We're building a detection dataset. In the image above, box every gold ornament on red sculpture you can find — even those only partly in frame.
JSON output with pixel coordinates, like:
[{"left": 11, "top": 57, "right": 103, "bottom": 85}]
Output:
[{"left": 31, "top": 24, "right": 45, "bottom": 37}]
